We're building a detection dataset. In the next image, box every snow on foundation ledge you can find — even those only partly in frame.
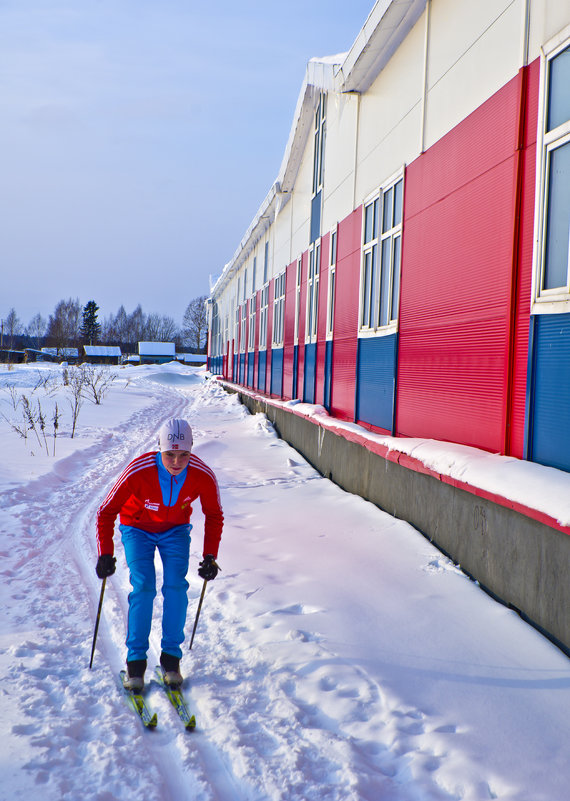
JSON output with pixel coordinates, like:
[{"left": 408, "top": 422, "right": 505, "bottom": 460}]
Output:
[{"left": 216, "top": 378, "right": 570, "bottom": 535}]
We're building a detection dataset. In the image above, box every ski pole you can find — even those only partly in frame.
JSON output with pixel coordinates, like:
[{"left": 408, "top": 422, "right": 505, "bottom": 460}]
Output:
[
  {"left": 89, "top": 577, "right": 106, "bottom": 669},
  {"left": 189, "top": 579, "right": 208, "bottom": 650}
]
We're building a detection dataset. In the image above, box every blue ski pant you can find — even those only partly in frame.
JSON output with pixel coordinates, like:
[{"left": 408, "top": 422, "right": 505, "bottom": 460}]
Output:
[{"left": 120, "top": 523, "right": 192, "bottom": 662}]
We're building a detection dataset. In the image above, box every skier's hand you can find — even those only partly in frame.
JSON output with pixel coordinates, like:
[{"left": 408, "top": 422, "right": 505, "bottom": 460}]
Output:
[
  {"left": 198, "top": 554, "right": 220, "bottom": 581},
  {"left": 96, "top": 554, "right": 116, "bottom": 579}
]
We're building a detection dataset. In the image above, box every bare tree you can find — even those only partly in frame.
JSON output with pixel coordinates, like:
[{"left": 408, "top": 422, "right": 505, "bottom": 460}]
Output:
[
  {"left": 46, "top": 298, "right": 82, "bottom": 354},
  {"left": 26, "top": 313, "right": 47, "bottom": 349},
  {"left": 128, "top": 305, "right": 146, "bottom": 343},
  {"left": 4, "top": 308, "right": 22, "bottom": 349},
  {"left": 144, "top": 313, "right": 179, "bottom": 342},
  {"left": 182, "top": 296, "right": 208, "bottom": 352}
]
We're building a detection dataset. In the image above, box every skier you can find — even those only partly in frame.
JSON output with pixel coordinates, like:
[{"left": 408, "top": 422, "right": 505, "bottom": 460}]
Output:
[{"left": 95, "top": 418, "right": 223, "bottom": 691}]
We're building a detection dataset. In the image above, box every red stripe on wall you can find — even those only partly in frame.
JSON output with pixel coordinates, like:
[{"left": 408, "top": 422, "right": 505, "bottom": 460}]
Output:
[
  {"left": 397, "top": 63, "right": 538, "bottom": 454},
  {"left": 283, "top": 260, "right": 297, "bottom": 400},
  {"left": 330, "top": 207, "right": 362, "bottom": 422},
  {"left": 297, "top": 252, "right": 308, "bottom": 400},
  {"left": 316, "top": 233, "right": 330, "bottom": 405}
]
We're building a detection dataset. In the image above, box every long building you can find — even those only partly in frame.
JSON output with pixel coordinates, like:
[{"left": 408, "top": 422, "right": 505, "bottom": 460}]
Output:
[
  {"left": 207, "top": 0, "right": 570, "bottom": 476},
  {"left": 207, "top": 0, "right": 570, "bottom": 653}
]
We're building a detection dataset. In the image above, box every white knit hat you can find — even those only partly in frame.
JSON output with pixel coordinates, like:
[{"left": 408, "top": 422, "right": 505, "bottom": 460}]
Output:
[{"left": 157, "top": 418, "right": 193, "bottom": 452}]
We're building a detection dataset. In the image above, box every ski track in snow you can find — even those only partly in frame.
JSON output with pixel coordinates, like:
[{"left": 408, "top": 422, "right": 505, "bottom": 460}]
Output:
[{"left": 0, "top": 368, "right": 567, "bottom": 801}]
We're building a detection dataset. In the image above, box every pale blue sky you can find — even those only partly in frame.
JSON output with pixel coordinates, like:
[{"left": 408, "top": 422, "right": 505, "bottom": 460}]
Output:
[{"left": 1, "top": 0, "right": 375, "bottom": 329}]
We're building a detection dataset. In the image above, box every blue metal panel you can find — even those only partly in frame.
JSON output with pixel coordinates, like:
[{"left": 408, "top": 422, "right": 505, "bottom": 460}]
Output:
[
  {"left": 292, "top": 345, "right": 298, "bottom": 399},
  {"left": 239, "top": 353, "right": 245, "bottom": 385},
  {"left": 247, "top": 353, "right": 255, "bottom": 387},
  {"left": 233, "top": 354, "right": 238, "bottom": 381},
  {"left": 271, "top": 347, "right": 283, "bottom": 397},
  {"left": 257, "top": 350, "right": 266, "bottom": 392},
  {"left": 303, "top": 343, "right": 316, "bottom": 403},
  {"left": 324, "top": 340, "right": 333, "bottom": 410},
  {"left": 356, "top": 334, "right": 398, "bottom": 433},
  {"left": 527, "top": 313, "right": 570, "bottom": 472}
]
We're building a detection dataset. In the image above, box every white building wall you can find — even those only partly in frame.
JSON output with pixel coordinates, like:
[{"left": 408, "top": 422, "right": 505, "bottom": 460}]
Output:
[
  {"left": 321, "top": 93, "right": 360, "bottom": 233},
  {"left": 273, "top": 197, "right": 294, "bottom": 275},
  {"left": 289, "top": 135, "right": 314, "bottom": 260},
  {"left": 529, "top": 0, "right": 570, "bottom": 60},
  {"left": 356, "top": 11, "right": 426, "bottom": 203},
  {"left": 424, "top": 0, "right": 524, "bottom": 150}
]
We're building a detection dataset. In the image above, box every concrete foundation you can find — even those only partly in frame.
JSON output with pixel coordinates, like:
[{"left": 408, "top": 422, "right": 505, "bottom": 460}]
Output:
[{"left": 227, "top": 384, "right": 570, "bottom": 656}]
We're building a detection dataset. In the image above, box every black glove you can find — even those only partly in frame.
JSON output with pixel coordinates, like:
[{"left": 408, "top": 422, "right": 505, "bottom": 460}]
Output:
[
  {"left": 198, "top": 554, "right": 220, "bottom": 581},
  {"left": 96, "top": 554, "right": 116, "bottom": 579}
]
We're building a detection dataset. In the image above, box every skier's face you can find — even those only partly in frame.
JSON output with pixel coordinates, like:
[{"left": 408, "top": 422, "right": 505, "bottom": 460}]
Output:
[{"left": 162, "top": 450, "right": 191, "bottom": 476}]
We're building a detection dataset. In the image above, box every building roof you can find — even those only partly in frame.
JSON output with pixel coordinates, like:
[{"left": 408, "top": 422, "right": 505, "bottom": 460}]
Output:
[
  {"left": 41, "top": 347, "right": 79, "bottom": 357},
  {"left": 84, "top": 345, "right": 122, "bottom": 357},
  {"left": 211, "top": 0, "right": 426, "bottom": 299},
  {"left": 138, "top": 341, "right": 176, "bottom": 356}
]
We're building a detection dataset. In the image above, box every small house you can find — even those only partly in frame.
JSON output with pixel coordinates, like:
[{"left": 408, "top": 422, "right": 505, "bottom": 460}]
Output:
[
  {"left": 138, "top": 342, "right": 176, "bottom": 365},
  {"left": 83, "top": 345, "right": 122, "bottom": 365}
]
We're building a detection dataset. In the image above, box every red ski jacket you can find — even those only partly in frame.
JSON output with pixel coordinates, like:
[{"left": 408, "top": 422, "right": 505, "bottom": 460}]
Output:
[{"left": 96, "top": 451, "right": 223, "bottom": 558}]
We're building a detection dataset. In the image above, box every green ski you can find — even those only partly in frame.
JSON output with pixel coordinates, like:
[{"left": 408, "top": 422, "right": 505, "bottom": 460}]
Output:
[
  {"left": 155, "top": 667, "right": 196, "bottom": 730},
  {"left": 119, "top": 671, "right": 158, "bottom": 729}
]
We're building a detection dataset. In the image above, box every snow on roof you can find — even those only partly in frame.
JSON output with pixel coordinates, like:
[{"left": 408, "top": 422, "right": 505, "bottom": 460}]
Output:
[
  {"left": 210, "top": 0, "right": 426, "bottom": 299},
  {"left": 41, "top": 347, "right": 79, "bottom": 357},
  {"left": 138, "top": 341, "right": 176, "bottom": 355},
  {"left": 84, "top": 345, "right": 121, "bottom": 357}
]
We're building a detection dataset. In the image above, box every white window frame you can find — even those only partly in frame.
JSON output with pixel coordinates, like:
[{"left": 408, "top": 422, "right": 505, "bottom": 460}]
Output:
[
  {"left": 532, "top": 26, "right": 570, "bottom": 313},
  {"left": 273, "top": 271, "right": 286, "bottom": 346},
  {"left": 359, "top": 170, "right": 404, "bottom": 337},
  {"left": 259, "top": 284, "right": 269, "bottom": 351},
  {"left": 248, "top": 296, "right": 256, "bottom": 352},
  {"left": 327, "top": 226, "right": 337, "bottom": 339},
  {"left": 294, "top": 258, "right": 302, "bottom": 345},
  {"left": 312, "top": 93, "right": 326, "bottom": 199},
  {"left": 306, "top": 240, "right": 320, "bottom": 344},
  {"left": 263, "top": 240, "right": 270, "bottom": 285},
  {"left": 234, "top": 303, "right": 240, "bottom": 354},
  {"left": 240, "top": 301, "right": 247, "bottom": 353}
]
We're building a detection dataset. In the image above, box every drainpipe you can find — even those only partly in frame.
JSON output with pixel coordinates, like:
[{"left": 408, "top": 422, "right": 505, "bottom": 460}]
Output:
[
  {"left": 420, "top": 0, "right": 432, "bottom": 154},
  {"left": 504, "top": 0, "right": 531, "bottom": 455}
]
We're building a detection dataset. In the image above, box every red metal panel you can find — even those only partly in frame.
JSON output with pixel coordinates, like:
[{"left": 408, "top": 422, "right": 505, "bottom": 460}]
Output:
[
  {"left": 508, "top": 58, "right": 539, "bottom": 457},
  {"left": 283, "top": 260, "right": 297, "bottom": 400},
  {"left": 316, "top": 234, "right": 330, "bottom": 405},
  {"left": 296, "top": 252, "right": 308, "bottom": 400},
  {"left": 397, "top": 67, "right": 536, "bottom": 453},
  {"left": 330, "top": 208, "right": 361, "bottom": 421},
  {"left": 267, "top": 277, "right": 274, "bottom": 396}
]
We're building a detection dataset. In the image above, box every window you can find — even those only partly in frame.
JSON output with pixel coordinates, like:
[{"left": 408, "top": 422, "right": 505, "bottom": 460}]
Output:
[
  {"left": 327, "top": 228, "right": 337, "bottom": 337},
  {"left": 259, "top": 285, "right": 269, "bottom": 350},
  {"left": 240, "top": 302, "right": 247, "bottom": 352},
  {"left": 263, "top": 241, "right": 270, "bottom": 284},
  {"left": 294, "top": 258, "right": 302, "bottom": 343},
  {"left": 311, "top": 93, "right": 326, "bottom": 243},
  {"left": 248, "top": 297, "right": 256, "bottom": 351},
  {"left": 252, "top": 257, "right": 257, "bottom": 295},
  {"left": 312, "top": 93, "right": 326, "bottom": 197},
  {"left": 273, "top": 272, "right": 286, "bottom": 345},
  {"left": 360, "top": 175, "right": 403, "bottom": 332},
  {"left": 306, "top": 241, "right": 320, "bottom": 343},
  {"left": 234, "top": 304, "right": 240, "bottom": 351},
  {"left": 536, "top": 40, "right": 570, "bottom": 301}
]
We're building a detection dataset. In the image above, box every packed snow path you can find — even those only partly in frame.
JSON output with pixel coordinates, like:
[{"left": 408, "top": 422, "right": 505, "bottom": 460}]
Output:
[{"left": 0, "top": 364, "right": 568, "bottom": 801}]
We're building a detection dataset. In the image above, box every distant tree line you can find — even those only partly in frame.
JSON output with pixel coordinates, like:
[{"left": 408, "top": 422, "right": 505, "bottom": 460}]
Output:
[{"left": 0, "top": 296, "right": 208, "bottom": 354}]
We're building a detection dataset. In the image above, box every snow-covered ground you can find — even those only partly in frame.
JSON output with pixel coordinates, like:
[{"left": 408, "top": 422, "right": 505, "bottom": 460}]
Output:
[{"left": 0, "top": 362, "right": 568, "bottom": 801}]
